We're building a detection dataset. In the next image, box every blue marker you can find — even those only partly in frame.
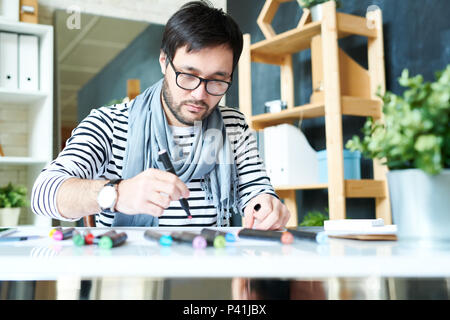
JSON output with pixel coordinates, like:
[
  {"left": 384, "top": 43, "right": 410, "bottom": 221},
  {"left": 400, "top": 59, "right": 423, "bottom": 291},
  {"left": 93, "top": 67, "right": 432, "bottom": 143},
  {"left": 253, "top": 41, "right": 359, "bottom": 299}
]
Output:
[
  {"left": 144, "top": 230, "right": 173, "bottom": 246},
  {"left": 287, "top": 228, "right": 329, "bottom": 245}
]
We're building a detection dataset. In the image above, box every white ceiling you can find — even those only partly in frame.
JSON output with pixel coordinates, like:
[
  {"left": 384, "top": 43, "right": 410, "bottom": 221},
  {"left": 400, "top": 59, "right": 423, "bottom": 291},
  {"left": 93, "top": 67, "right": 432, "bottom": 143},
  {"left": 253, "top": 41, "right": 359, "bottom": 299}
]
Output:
[{"left": 55, "top": 10, "right": 149, "bottom": 128}]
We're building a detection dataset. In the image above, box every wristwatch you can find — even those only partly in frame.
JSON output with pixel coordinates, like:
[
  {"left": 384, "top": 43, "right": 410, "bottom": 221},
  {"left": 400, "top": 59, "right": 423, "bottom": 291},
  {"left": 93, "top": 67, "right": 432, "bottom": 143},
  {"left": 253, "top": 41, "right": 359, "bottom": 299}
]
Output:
[{"left": 97, "top": 179, "right": 122, "bottom": 212}]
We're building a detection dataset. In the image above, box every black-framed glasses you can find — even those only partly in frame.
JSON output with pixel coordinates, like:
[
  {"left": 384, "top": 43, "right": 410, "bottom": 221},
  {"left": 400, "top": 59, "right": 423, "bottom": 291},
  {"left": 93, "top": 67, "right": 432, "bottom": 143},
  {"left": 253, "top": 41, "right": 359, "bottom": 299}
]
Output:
[{"left": 167, "top": 56, "right": 232, "bottom": 96}]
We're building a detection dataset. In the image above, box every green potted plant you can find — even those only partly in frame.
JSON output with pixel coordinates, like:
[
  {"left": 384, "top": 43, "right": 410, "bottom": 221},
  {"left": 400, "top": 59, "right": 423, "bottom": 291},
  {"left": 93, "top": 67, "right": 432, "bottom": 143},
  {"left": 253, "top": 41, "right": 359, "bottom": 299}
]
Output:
[
  {"left": 346, "top": 65, "right": 450, "bottom": 244},
  {"left": 0, "top": 182, "right": 28, "bottom": 226},
  {"left": 297, "top": 0, "right": 342, "bottom": 21},
  {"left": 299, "top": 209, "right": 329, "bottom": 227}
]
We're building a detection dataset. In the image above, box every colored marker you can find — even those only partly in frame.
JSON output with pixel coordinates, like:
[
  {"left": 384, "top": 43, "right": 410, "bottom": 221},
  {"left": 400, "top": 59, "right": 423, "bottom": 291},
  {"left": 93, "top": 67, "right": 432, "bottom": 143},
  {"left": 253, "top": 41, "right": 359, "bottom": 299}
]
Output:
[
  {"left": 199, "top": 230, "right": 226, "bottom": 248},
  {"left": 72, "top": 230, "right": 95, "bottom": 246},
  {"left": 287, "top": 228, "right": 329, "bottom": 245},
  {"left": 201, "top": 228, "right": 236, "bottom": 242},
  {"left": 144, "top": 230, "right": 173, "bottom": 246},
  {"left": 93, "top": 230, "right": 117, "bottom": 245},
  {"left": 98, "top": 232, "right": 128, "bottom": 249},
  {"left": 158, "top": 149, "right": 192, "bottom": 219},
  {"left": 238, "top": 228, "right": 294, "bottom": 245},
  {"left": 72, "top": 230, "right": 85, "bottom": 246},
  {"left": 53, "top": 227, "right": 75, "bottom": 241},
  {"left": 49, "top": 227, "right": 62, "bottom": 238},
  {"left": 84, "top": 231, "right": 95, "bottom": 245},
  {"left": 171, "top": 231, "right": 207, "bottom": 249},
  {"left": 0, "top": 235, "right": 41, "bottom": 242}
]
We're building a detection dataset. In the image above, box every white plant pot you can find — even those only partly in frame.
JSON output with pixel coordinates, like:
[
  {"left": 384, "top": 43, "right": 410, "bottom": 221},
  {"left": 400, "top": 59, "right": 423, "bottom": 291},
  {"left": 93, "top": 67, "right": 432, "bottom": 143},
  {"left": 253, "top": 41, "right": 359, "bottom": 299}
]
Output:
[
  {"left": 0, "top": 207, "right": 21, "bottom": 226},
  {"left": 388, "top": 169, "right": 450, "bottom": 246},
  {"left": 310, "top": 4, "right": 324, "bottom": 21}
]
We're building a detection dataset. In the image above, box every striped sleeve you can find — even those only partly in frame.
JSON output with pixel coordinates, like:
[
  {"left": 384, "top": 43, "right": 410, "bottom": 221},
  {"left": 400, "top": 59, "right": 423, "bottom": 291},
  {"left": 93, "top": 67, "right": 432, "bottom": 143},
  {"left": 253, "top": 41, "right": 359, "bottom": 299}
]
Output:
[
  {"left": 31, "top": 106, "right": 114, "bottom": 221},
  {"left": 221, "top": 107, "right": 278, "bottom": 215}
]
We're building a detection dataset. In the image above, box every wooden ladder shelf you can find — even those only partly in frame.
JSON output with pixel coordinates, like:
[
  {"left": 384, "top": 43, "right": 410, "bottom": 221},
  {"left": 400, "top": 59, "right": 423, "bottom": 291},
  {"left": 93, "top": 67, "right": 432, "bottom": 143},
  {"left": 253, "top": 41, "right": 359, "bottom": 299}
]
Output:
[{"left": 238, "top": 0, "right": 391, "bottom": 226}]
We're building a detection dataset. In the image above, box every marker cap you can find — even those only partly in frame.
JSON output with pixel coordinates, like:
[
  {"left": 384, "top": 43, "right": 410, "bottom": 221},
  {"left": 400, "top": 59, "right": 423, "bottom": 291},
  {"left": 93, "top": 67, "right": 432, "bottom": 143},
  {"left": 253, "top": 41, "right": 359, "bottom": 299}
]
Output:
[
  {"left": 52, "top": 230, "right": 63, "bottom": 241},
  {"left": 85, "top": 233, "right": 95, "bottom": 245},
  {"left": 225, "top": 233, "right": 236, "bottom": 242},
  {"left": 280, "top": 232, "right": 294, "bottom": 244},
  {"left": 159, "top": 235, "right": 173, "bottom": 246},
  {"left": 213, "top": 235, "right": 226, "bottom": 248},
  {"left": 72, "top": 234, "right": 85, "bottom": 246},
  {"left": 98, "top": 236, "right": 113, "bottom": 249},
  {"left": 192, "top": 236, "right": 207, "bottom": 249},
  {"left": 49, "top": 227, "right": 61, "bottom": 238}
]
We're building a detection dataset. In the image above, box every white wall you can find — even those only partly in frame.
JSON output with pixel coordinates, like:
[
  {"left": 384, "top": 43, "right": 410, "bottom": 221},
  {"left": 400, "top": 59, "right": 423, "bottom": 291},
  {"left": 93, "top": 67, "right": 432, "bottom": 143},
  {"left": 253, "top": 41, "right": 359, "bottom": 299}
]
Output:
[{"left": 38, "top": 0, "right": 227, "bottom": 25}]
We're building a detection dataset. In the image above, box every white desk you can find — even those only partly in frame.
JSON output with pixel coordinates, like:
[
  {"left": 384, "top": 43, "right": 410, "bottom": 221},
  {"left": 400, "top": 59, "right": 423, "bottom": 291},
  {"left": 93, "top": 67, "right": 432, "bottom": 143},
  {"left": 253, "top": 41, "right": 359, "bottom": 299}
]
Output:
[{"left": 1, "top": 227, "right": 450, "bottom": 281}]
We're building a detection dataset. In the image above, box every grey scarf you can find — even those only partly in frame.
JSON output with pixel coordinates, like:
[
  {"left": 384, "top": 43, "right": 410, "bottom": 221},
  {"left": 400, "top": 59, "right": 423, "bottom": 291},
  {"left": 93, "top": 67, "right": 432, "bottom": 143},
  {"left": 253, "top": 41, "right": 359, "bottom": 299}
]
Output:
[{"left": 112, "top": 78, "right": 238, "bottom": 227}]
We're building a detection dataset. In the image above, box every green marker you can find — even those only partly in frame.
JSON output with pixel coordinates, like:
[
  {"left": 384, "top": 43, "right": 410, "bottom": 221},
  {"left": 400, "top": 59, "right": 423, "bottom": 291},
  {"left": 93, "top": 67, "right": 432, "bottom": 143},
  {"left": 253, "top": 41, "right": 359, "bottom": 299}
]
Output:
[
  {"left": 98, "top": 232, "right": 128, "bottom": 249},
  {"left": 212, "top": 235, "right": 226, "bottom": 248},
  {"left": 72, "top": 232, "right": 85, "bottom": 246}
]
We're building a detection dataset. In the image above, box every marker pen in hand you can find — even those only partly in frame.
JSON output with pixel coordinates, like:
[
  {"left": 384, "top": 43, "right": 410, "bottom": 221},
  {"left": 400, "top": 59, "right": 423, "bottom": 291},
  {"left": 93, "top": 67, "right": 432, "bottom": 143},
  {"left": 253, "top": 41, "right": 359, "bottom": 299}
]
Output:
[{"left": 158, "top": 149, "right": 192, "bottom": 219}]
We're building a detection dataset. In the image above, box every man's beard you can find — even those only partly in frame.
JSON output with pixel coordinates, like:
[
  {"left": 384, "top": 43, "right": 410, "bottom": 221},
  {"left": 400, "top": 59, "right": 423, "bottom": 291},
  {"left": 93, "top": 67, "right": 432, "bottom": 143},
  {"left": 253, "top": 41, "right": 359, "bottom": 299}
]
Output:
[{"left": 162, "top": 78, "right": 216, "bottom": 126}]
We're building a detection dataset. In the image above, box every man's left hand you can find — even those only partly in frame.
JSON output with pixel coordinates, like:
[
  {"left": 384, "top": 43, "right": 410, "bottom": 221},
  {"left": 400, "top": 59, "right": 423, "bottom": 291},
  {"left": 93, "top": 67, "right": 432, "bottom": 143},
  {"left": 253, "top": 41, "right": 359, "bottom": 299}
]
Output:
[{"left": 243, "top": 193, "right": 290, "bottom": 230}]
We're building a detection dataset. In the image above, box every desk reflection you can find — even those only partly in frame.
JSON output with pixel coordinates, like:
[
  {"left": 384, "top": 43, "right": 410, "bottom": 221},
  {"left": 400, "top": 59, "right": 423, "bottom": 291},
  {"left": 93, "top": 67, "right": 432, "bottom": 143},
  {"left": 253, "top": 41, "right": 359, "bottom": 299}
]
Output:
[{"left": 232, "top": 278, "right": 326, "bottom": 300}]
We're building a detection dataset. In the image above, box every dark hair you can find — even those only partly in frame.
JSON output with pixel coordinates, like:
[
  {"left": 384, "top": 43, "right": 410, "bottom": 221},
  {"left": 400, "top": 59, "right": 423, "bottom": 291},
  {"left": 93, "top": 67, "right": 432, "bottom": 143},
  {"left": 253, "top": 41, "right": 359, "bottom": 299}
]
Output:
[{"left": 161, "top": 1, "right": 243, "bottom": 72}]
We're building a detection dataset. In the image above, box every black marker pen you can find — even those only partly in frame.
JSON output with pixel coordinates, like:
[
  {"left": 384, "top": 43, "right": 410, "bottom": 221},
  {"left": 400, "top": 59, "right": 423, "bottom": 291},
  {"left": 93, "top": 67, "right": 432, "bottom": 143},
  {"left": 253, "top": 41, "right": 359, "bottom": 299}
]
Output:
[
  {"left": 201, "top": 228, "right": 236, "bottom": 243},
  {"left": 171, "top": 231, "right": 207, "bottom": 249},
  {"left": 238, "top": 228, "right": 294, "bottom": 244},
  {"left": 158, "top": 149, "right": 192, "bottom": 219}
]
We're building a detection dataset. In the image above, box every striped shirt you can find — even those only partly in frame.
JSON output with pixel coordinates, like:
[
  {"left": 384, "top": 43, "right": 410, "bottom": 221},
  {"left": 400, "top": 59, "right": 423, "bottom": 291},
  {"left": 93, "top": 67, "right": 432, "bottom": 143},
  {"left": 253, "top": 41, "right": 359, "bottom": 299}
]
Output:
[{"left": 31, "top": 102, "right": 276, "bottom": 227}]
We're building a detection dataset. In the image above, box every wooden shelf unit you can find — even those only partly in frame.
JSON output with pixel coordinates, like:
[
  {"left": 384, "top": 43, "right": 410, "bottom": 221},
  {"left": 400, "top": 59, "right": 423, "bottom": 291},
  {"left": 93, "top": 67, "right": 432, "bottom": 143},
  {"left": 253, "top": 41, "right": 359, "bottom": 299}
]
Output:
[{"left": 238, "top": 1, "right": 391, "bottom": 226}]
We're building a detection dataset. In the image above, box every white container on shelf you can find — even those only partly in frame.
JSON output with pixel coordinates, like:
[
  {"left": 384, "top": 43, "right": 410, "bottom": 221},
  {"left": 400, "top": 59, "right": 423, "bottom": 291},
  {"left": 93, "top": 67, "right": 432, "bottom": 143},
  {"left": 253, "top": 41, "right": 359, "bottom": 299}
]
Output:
[{"left": 0, "top": 0, "right": 19, "bottom": 22}]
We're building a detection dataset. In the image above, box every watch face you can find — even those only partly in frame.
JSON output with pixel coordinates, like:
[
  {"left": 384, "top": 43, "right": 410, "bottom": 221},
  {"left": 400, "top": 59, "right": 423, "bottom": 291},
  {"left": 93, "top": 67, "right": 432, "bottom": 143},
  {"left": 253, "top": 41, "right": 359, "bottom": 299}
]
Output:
[{"left": 97, "top": 185, "right": 117, "bottom": 209}]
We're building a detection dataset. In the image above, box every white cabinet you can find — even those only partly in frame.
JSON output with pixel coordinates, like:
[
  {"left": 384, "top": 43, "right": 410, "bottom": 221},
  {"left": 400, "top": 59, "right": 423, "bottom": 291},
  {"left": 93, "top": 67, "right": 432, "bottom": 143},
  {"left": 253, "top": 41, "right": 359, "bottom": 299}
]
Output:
[{"left": 0, "top": 19, "right": 53, "bottom": 226}]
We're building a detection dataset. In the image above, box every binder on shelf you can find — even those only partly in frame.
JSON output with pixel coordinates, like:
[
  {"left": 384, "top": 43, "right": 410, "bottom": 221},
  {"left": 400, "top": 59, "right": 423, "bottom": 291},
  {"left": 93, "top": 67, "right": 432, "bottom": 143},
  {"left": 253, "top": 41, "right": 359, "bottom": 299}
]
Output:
[
  {"left": 0, "top": 0, "right": 19, "bottom": 22},
  {"left": 263, "top": 124, "right": 319, "bottom": 186},
  {"left": 18, "top": 34, "right": 39, "bottom": 91},
  {"left": 0, "top": 32, "right": 18, "bottom": 89}
]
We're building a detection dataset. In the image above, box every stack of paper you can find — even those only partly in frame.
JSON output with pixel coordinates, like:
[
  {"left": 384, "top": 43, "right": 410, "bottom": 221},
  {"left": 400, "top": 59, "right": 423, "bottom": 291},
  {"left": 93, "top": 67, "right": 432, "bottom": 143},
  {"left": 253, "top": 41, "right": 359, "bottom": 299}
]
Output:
[{"left": 323, "top": 219, "right": 397, "bottom": 241}]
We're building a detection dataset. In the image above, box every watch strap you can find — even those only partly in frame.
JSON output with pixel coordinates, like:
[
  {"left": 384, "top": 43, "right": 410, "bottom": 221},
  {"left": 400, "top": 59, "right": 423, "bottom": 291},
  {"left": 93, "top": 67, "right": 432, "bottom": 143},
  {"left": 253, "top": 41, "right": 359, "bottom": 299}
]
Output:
[{"left": 102, "top": 179, "right": 123, "bottom": 213}]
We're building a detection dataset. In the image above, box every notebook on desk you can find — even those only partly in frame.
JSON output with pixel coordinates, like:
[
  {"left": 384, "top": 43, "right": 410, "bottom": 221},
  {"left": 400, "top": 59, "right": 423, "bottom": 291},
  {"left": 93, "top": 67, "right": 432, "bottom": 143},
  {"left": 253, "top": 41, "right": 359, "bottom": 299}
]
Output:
[{"left": 326, "top": 225, "right": 398, "bottom": 241}]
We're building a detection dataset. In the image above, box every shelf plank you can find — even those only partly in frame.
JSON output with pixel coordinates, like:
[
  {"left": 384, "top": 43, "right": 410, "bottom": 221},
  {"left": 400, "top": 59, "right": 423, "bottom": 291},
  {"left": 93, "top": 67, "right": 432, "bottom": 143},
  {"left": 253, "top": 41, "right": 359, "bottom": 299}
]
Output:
[
  {"left": 250, "top": 96, "right": 381, "bottom": 130},
  {"left": 0, "top": 156, "right": 47, "bottom": 165},
  {"left": 274, "top": 180, "right": 386, "bottom": 199},
  {"left": 0, "top": 88, "right": 48, "bottom": 104},
  {"left": 250, "top": 13, "right": 377, "bottom": 59},
  {"left": 275, "top": 184, "right": 328, "bottom": 191},
  {"left": 341, "top": 96, "right": 382, "bottom": 119},
  {"left": 251, "top": 101, "right": 325, "bottom": 130},
  {"left": 336, "top": 13, "right": 377, "bottom": 38},
  {"left": 345, "top": 179, "right": 387, "bottom": 198},
  {"left": 251, "top": 21, "right": 322, "bottom": 56}
]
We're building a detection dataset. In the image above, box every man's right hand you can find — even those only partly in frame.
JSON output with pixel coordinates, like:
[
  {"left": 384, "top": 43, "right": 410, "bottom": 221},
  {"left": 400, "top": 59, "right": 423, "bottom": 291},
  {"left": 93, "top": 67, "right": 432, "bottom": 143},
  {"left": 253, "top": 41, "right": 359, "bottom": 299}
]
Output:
[{"left": 115, "top": 168, "right": 190, "bottom": 217}]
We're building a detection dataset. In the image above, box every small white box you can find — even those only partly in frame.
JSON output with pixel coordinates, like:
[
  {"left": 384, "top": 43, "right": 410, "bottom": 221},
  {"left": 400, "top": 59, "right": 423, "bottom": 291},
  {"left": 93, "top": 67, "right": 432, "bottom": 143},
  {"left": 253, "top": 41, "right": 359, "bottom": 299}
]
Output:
[
  {"left": 263, "top": 124, "right": 319, "bottom": 186},
  {"left": 0, "top": 0, "right": 19, "bottom": 22}
]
